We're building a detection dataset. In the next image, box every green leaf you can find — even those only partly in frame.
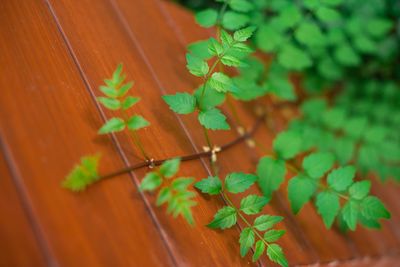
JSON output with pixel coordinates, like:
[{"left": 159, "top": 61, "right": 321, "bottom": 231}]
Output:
[
  {"left": 194, "top": 176, "right": 222, "bottom": 195},
  {"left": 194, "top": 85, "right": 225, "bottom": 111},
  {"left": 99, "top": 85, "right": 118, "bottom": 98},
  {"left": 160, "top": 158, "right": 180, "bottom": 178},
  {"left": 208, "top": 38, "right": 224, "bottom": 56},
  {"left": 156, "top": 187, "right": 172, "bottom": 206},
  {"left": 253, "top": 215, "right": 283, "bottom": 231},
  {"left": 126, "top": 115, "right": 150, "bottom": 130},
  {"left": 273, "top": 131, "right": 302, "bottom": 159},
  {"left": 360, "top": 196, "right": 390, "bottom": 220},
  {"left": 240, "top": 195, "right": 269, "bottom": 215},
  {"left": 334, "top": 44, "right": 360, "bottom": 66},
  {"left": 171, "top": 177, "right": 195, "bottom": 191},
  {"left": 112, "top": 63, "right": 123, "bottom": 83},
  {"left": 195, "top": 9, "right": 218, "bottom": 28},
  {"left": 209, "top": 72, "right": 235, "bottom": 93},
  {"left": 327, "top": 166, "right": 356, "bottom": 192},
  {"left": 221, "top": 54, "right": 243, "bottom": 67},
  {"left": 366, "top": 18, "right": 392, "bottom": 38},
  {"left": 207, "top": 206, "right": 237, "bottom": 229},
  {"left": 256, "top": 24, "right": 285, "bottom": 52},
  {"left": 162, "top": 93, "right": 196, "bottom": 114},
  {"left": 315, "top": 6, "right": 341, "bottom": 23},
  {"left": 316, "top": 191, "right": 340, "bottom": 228},
  {"left": 121, "top": 96, "right": 140, "bottom": 110},
  {"left": 342, "top": 200, "right": 358, "bottom": 230},
  {"left": 222, "top": 11, "right": 250, "bottom": 31},
  {"left": 252, "top": 240, "right": 265, "bottom": 262},
  {"left": 62, "top": 154, "right": 100, "bottom": 191},
  {"left": 264, "top": 229, "right": 286, "bottom": 242},
  {"left": 302, "top": 152, "right": 335, "bottom": 179},
  {"left": 256, "top": 157, "right": 286, "bottom": 199},
  {"left": 188, "top": 40, "right": 212, "bottom": 60},
  {"left": 239, "top": 227, "right": 255, "bottom": 257},
  {"left": 266, "top": 76, "right": 296, "bottom": 101},
  {"left": 225, "top": 172, "right": 257, "bottom": 193},
  {"left": 349, "top": 181, "right": 371, "bottom": 200},
  {"left": 295, "top": 22, "right": 325, "bottom": 47},
  {"left": 198, "top": 108, "right": 230, "bottom": 130},
  {"left": 98, "top": 117, "right": 125, "bottom": 134},
  {"left": 186, "top": 53, "right": 209, "bottom": 77},
  {"left": 278, "top": 4, "right": 302, "bottom": 28},
  {"left": 267, "top": 244, "right": 288, "bottom": 267},
  {"left": 229, "top": 0, "right": 254, "bottom": 12},
  {"left": 233, "top": 26, "right": 257, "bottom": 42},
  {"left": 118, "top": 81, "right": 133, "bottom": 97},
  {"left": 140, "top": 172, "right": 162, "bottom": 191},
  {"left": 288, "top": 174, "right": 316, "bottom": 214},
  {"left": 220, "top": 30, "right": 234, "bottom": 48},
  {"left": 278, "top": 45, "right": 312, "bottom": 71},
  {"left": 97, "top": 97, "right": 121, "bottom": 110}
]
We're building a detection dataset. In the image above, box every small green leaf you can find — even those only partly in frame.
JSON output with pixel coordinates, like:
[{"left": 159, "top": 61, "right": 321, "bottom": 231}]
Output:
[
  {"left": 239, "top": 227, "right": 255, "bottom": 257},
  {"left": 171, "top": 177, "right": 195, "bottom": 191},
  {"left": 295, "top": 22, "right": 325, "bottom": 47},
  {"left": 112, "top": 63, "right": 123, "bottom": 83},
  {"left": 198, "top": 108, "right": 230, "bottom": 130},
  {"left": 273, "top": 131, "right": 302, "bottom": 159},
  {"left": 207, "top": 206, "right": 237, "bottom": 229},
  {"left": 186, "top": 53, "right": 209, "bottom": 77},
  {"left": 225, "top": 172, "right": 257, "bottom": 193},
  {"left": 288, "top": 174, "right": 316, "bottom": 214},
  {"left": 118, "top": 81, "right": 133, "bottom": 97},
  {"left": 99, "top": 85, "right": 118, "bottom": 98},
  {"left": 221, "top": 54, "right": 243, "bottom": 67},
  {"left": 222, "top": 11, "right": 250, "bottom": 31},
  {"left": 62, "top": 154, "right": 100, "bottom": 191},
  {"left": 121, "top": 96, "right": 140, "bottom": 110},
  {"left": 98, "top": 117, "right": 125, "bottom": 134},
  {"left": 162, "top": 93, "right": 196, "bottom": 114},
  {"left": 264, "top": 229, "right": 286, "bottom": 242},
  {"left": 252, "top": 240, "right": 265, "bottom": 262},
  {"left": 156, "top": 187, "right": 172, "bottom": 206},
  {"left": 233, "top": 26, "right": 257, "bottom": 42},
  {"left": 366, "top": 18, "right": 392, "bottom": 38},
  {"left": 302, "top": 152, "right": 335, "bottom": 179},
  {"left": 327, "top": 166, "right": 356, "bottom": 192},
  {"left": 194, "top": 176, "right": 222, "bottom": 195},
  {"left": 209, "top": 72, "right": 235, "bottom": 93},
  {"left": 229, "top": 0, "right": 254, "bottom": 12},
  {"left": 316, "top": 191, "right": 340, "bottom": 228},
  {"left": 342, "top": 200, "right": 358, "bottom": 230},
  {"left": 267, "top": 244, "right": 288, "bottom": 267},
  {"left": 278, "top": 45, "right": 312, "bottom": 71},
  {"left": 240, "top": 195, "right": 269, "bottom": 215},
  {"left": 97, "top": 97, "right": 121, "bottom": 110},
  {"left": 253, "top": 215, "right": 283, "bottom": 231},
  {"left": 360, "top": 196, "right": 390, "bottom": 220},
  {"left": 349, "top": 181, "right": 371, "bottom": 200},
  {"left": 160, "top": 158, "right": 180, "bottom": 178},
  {"left": 220, "top": 30, "right": 234, "bottom": 48},
  {"left": 195, "top": 9, "right": 218, "bottom": 28},
  {"left": 140, "top": 172, "right": 162, "bottom": 191},
  {"left": 188, "top": 40, "right": 212, "bottom": 60},
  {"left": 334, "top": 44, "right": 360, "bottom": 66},
  {"left": 126, "top": 115, "right": 150, "bottom": 130},
  {"left": 208, "top": 38, "right": 224, "bottom": 56},
  {"left": 256, "top": 157, "right": 286, "bottom": 199}
]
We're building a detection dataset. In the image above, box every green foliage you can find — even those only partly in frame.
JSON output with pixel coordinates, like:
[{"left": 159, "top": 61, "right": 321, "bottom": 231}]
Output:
[
  {"left": 198, "top": 108, "right": 230, "bottom": 130},
  {"left": 194, "top": 176, "right": 222, "bottom": 195},
  {"left": 225, "top": 172, "right": 257, "bottom": 193},
  {"left": 256, "top": 157, "right": 286, "bottom": 199},
  {"left": 162, "top": 93, "right": 196, "bottom": 114},
  {"left": 63, "top": 155, "right": 100, "bottom": 192},
  {"left": 207, "top": 206, "right": 237, "bottom": 229}
]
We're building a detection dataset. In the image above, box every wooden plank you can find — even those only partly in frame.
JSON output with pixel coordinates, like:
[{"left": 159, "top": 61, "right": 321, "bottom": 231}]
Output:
[
  {"left": 0, "top": 149, "right": 46, "bottom": 267},
  {"left": 44, "top": 0, "right": 254, "bottom": 265},
  {"left": 0, "top": 1, "right": 174, "bottom": 266}
]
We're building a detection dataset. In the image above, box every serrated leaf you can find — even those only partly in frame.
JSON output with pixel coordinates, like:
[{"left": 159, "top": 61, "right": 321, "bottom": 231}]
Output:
[
  {"left": 121, "top": 96, "right": 140, "bottom": 110},
  {"left": 186, "top": 53, "right": 209, "bottom": 77},
  {"left": 140, "top": 172, "right": 162, "bottom": 191},
  {"left": 62, "top": 155, "right": 100, "bottom": 191},
  {"left": 194, "top": 85, "right": 225, "bottom": 111},
  {"left": 208, "top": 38, "right": 224, "bottom": 56},
  {"left": 273, "top": 131, "right": 302, "bottom": 159},
  {"left": 220, "top": 30, "right": 234, "bottom": 48},
  {"left": 267, "top": 244, "right": 288, "bottom": 267},
  {"left": 349, "top": 181, "right": 371, "bottom": 200},
  {"left": 118, "top": 81, "right": 133, "bottom": 97},
  {"left": 253, "top": 215, "right": 283, "bottom": 231},
  {"left": 239, "top": 227, "right": 255, "bottom": 257},
  {"left": 240, "top": 195, "right": 268, "bottom": 215},
  {"left": 198, "top": 108, "right": 230, "bottom": 130},
  {"left": 171, "top": 177, "right": 195, "bottom": 191},
  {"left": 233, "top": 26, "right": 256, "bottom": 42},
  {"left": 222, "top": 11, "right": 250, "bottom": 31},
  {"left": 160, "top": 158, "right": 180, "bottom": 178},
  {"left": 264, "top": 229, "right": 286, "bottom": 242},
  {"left": 225, "top": 172, "right": 257, "bottom": 193},
  {"left": 288, "top": 174, "right": 316, "bottom": 214},
  {"left": 209, "top": 72, "right": 235, "bottom": 93},
  {"left": 256, "top": 157, "right": 286, "bottom": 199},
  {"left": 342, "top": 200, "right": 358, "bottom": 230},
  {"left": 360, "top": 196, "right": 390, "bottom": 220},
  {"left": 126, "top": 115, "right": 150, "bottom": 130},
  {"left": 188, "top": 40, "right": 212, "bottom": 60},
  {"left": 316, "top": 191, "right": 340, "bottom": 228},
  {"left": 194, "top": 176, "right": 222, "bottom": 195},
  {"left": 98, "top": 117, "right": 125, "bottom": 134},
  {"left": 252, "top": 240, "right": 265, "bottom": 262},
  {"left": 327, "top": 166, "right": 355, "bottom": 192},
  {"left": 162, "top": 93, "right": 196, "bottom": 114},
  {"left": 221, "top": 54, "right": 243, "bottom": 67},
  {"left": 97, "top": 97, "right": 121, "bottom": 110},
  {"left": 302, "top": 152, "right": 335, "bottom": 179},
  {"left": 207, "top": 206, "right": 237, "bottom": 229},
  {"left": 99, "top": 85, "right": 118, "bottom": 98},
  {"left": 195, "top": 9, "right": 218, "bottom": 28},
  {"left": 156, "top": 187, "right": 172, "bottom": 206}
]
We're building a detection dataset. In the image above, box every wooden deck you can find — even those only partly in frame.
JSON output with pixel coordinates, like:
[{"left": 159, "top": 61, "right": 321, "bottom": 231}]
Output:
[{"left": 0, "top": 0, "right": 399, "bottom": 266}]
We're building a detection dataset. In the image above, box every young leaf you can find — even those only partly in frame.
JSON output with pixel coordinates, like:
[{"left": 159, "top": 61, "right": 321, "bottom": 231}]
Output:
[
  {"left": 97, "top": 97, "right": 121, "bottom": 110},
  {"left": 233, "top": 26, "right": 257, "bottom": 42},
  {"left": 207, "top": 206, "right": 237, "bottom": 229},
  {"left": 256, "top": 157, "right": 286, "bottom": 199},
  {"left": 98, "top": 117, "right": 125, "bottom": 134},
  {"left": 221, "top": 55, "right": 243, "bottom": 67},
  {"left": 208, "top": 38, "right": 224, "bottom": 56},
  {"left": 267, "top": 244, "right": 288, "bottom": 267},
  {"left": 220, "top": 30, "right": 234, "bottom": 48},
  {"left": 195, "top": 9, "right": 218, "bottom": 28},
  {"left": 349, "top": 181, "right": 371, "bottom": 200},
  {"left": 222, "top": 11, "right": 250, "bottom": 31},
  {"left": 62, "top": 155, "right": 100, "bottom": 191},
  {"left": 342, "top": 200, "right": 358, "bottom": 230},
  {"left": 240, "top": 195, "right": 269, "bottom": 215},
  {"left": 273, "top": 131, "right": 302, "bottom": 159},
  {"left": 118, "top": 81, "right": 133, "bottom": 97},
  {"left": 188, "top": 40, "right": 212, "bottom": 60},
  {"left": 186, "top": 53, "right": 209, "bottom": 77},
  {"left": 302, "top": 152, "right": 335, "bottom": 179},
  {"left": 160, "top": 158, "right": 180, "bottom": 178},
  {"left": 156, "top": 187, "right": 172, "bottom": 206},
  {"left": 162, "top": 93, "right": 196, "bottom": 114},
  {"left": 194, "top": 85, "right": 226, "bottom": 111},
  {"left": 278, "top": 45, "right": 312, "bottom": 71},
  {"left": 327, "top": 166, "right": 356, "bottom": 192},
  {"left": 194, "top": 176, "right": 222, "bottom": 195},
  {"left": 229, "top": 0, "right": 254, "bottom": 12},
  {"left": 225, "top": 172, "right": 257, "bottom": 193},
  {"left": 198, "top": 108, "right": 230, "bottom": 130},
  {"left": 264, "top": 229, "right": 286, "bottom": 242},
  {"left": 99, "top": 85, "right": 118, "bottom": 98},
  {"left": 239, "top": 227, "right": 255, "bottom": 257},
  {"left": 140, "top": 172, "right": 162, "bottom": 191},
  {"left": 121, "top": 96, "right": 140, "bottom": 110},
  {"left": 316, "top": 191, "right": 340, "bottom": 228},
  {"left": 126, "top": 115, "right": 150, "bottom": 130},
  {"left": 171, "top": 177, "right": 195, "bottom": 191},
  {"left": 209, "top": 72, "right": 235, "bottom": 93},
  {"left": 252, "top": 240, "right": 265, "bottom": 262},
  {"left": 288, "top": 174, "right": 316, "bottom": 214},
  {"left": 360, "top": 196, "right": 390, "bottom": 220},
  {"left": 253, "top": 215, "right": 283, "bottom": 231}
]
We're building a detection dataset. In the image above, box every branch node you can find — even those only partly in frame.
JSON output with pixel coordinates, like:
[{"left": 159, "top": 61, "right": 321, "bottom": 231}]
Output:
[{"left": 147, "top": 158, "right": 155, "bottom": 169}]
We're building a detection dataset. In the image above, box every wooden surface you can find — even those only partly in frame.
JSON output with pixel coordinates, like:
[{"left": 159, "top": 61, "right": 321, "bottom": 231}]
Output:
[{"left": 0, "top": 0, "right": 399, "bottom": 266}]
